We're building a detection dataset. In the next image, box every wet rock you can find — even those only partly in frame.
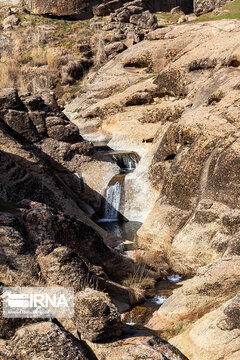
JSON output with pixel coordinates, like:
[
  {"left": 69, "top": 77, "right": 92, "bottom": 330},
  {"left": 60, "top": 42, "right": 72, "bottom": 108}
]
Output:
[{"left": 74, "top": 288, "right": 122, "bottom": 342}]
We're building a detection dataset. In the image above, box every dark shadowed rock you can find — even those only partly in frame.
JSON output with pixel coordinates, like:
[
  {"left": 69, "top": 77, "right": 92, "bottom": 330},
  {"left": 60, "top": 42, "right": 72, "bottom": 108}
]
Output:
[
  {"left": 8, "top": 321, "right": 96, "bottom": 359},
  {"left": 23, "top": 206, "right": 138, "bottom": 282},
  {"left": 36, "top": 244, "right": 91, "bottom": 291},
  {"left": 0, "top": 88, "right": 24, "bottom": 110},
  {"left": 45, "top": 116, "right": 80, "bottom": 142}
]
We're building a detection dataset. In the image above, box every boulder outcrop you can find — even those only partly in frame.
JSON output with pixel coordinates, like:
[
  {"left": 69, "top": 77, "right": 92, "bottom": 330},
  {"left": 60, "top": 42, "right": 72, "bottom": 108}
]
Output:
[
  {"left": 170, "top": 293, "right": 240, "bottom": 360},
  {"left": 74, "top": 288, "right": 123, "bottom": 342},
  {"left": 0, "top": 89, "right": 120, "bottom": 216},
  {"left": 66, "top": 20, "right": 240, "bottom": 276},
  {"left": 7, "top": 321, "right": 96, "bottom": 359},
  {"left": 87, "top": 324, "right": 187, "bottom": 360},
  {"left": 22, "top": 0, "right": 193, "bottom": 19},
  {"left": 0, "top": 89, "right": 149, "bottom": 308},
  {"left": 194, "top": 0, "right": 230, "bottom": 15},
  {"left": 147, "top": 257, "right": 240, "bottom": 336}
]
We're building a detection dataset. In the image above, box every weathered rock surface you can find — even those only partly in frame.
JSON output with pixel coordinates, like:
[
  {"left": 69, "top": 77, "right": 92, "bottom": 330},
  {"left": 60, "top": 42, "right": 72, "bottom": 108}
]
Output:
[
  {"left": 194, "top": 0, "right": 231, "bottom": 15},
  {"left": 0, "top": 0, "right": 22, "bottom": 7},
  {"left": 22, "top": 0, "right": 193, "bottom": 20},
  {"left": 0, "top": 89, "right": 120, "bottom": 216},
  {"left": 170, "top": 293, "right": 240, "bottom": 360},
  {"left": 148, "top": 257, "right": 240, "bottom": 336},
  {"left": 74, "top": 288, "right": 122, "bottom": 342},
  {"left": 36, "top": 244, "right": 90, "bottom": 290},
  {"left": 0, "top": 89, "right": 150, "bottom": 312},
  {"left": 87, "top": 324, "right": 187, "bottom": 360},
  {"left": 66, "top": 20, "right": 240, "bottom": 274},
  {"left": 7, "top": 321, "right": 96, "bottom": 359},
  {"left": 23, "top": 0, "right": 101, "bottom": 19}
]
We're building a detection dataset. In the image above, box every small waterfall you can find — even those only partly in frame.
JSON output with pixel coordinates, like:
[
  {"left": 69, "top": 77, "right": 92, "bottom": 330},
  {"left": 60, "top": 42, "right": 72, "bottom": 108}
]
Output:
[
  {"left": 104, "top": 181, "right": 122, "bottom": 220},
  {"left": 97, "top": 148, "right": 141, "bottom": 232},
  {"left": 112, "top": 152, "right": 140, "bottom": 171},
  {"left": 102, "top": 174, "right": 126, "bottom": 220}
]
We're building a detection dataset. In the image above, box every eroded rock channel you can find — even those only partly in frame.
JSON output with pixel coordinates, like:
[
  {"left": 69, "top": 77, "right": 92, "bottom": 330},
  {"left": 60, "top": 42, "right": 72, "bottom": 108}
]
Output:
[{"left": 0, "top": 1, "right": 240, "bottom": 359}]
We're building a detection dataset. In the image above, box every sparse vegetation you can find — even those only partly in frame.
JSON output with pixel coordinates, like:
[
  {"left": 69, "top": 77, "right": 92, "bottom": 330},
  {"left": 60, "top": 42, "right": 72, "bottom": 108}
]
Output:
[
  {"left": 122, "top": 265, "right": 156, "bottom": 303},
  {"left": 194, "top": 0, "right": 240, "bottom": 21}
]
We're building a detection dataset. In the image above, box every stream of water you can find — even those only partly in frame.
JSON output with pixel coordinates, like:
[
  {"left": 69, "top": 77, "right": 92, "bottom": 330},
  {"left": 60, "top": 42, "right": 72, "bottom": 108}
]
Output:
[
  {"left": 95, "top": 142, "right": 142, "bottom": 240},
  {"left": 123, "top": 275, "right": 184, "bottom": 327},
  {"left": 93, "top": 141, "right": 185, "bottom": 330}
]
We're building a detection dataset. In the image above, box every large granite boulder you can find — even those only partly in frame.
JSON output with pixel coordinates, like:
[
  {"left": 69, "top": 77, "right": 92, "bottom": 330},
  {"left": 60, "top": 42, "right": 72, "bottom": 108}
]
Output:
[
  {"left": 23, "top": 0, "right": 101, "bottom": 19},
  {"left": 170, "top": 293, "right": 240, "bottom": 360},
  {"left": 7, "top": 321, "right": 96, "bottom": 359},
  {"left": 74, "top": 288, "right": 122, "bottom": 342}
]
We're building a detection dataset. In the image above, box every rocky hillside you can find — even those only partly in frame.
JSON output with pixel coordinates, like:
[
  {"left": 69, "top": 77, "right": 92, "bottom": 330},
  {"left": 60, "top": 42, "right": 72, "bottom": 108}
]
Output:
[
  {"left": 0, "top": 88, "right": 185, "bottom": 360},
  {"left": 0, "top": 1, "right": 240, "bottom": 360},
  {"left": 64, "top": 16, "right": 240, "bottom": 360}
]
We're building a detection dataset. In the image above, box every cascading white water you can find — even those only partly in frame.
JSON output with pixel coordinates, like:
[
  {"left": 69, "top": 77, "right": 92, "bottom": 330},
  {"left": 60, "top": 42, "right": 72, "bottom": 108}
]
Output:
[
  {"left": 96, "top": 148, "right": 141, "bottom": 227},
  {"left": 113, "top": 153, "right": 140, "bottom": 171},
  {"left": 104, "top": 179, "right": 122, "bottom": 220}
]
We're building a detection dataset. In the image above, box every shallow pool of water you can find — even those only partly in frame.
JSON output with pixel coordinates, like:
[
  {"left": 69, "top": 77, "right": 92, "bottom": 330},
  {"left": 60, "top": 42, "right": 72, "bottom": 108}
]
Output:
[{"left": 97, "top": 220, "right": 142, "bottom": 241}]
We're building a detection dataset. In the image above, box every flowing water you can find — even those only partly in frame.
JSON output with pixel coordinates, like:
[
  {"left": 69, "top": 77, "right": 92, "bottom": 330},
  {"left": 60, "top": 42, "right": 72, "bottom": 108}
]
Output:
[
  {"left": 123, "top": 275, "right": 185, "bottom": 327},
  {"left": 97, "top": 220, "right": 142, "bottom": 241},
  {"left": 95, "top": 142, "right": 141, "bottom": 239},
  {"left": 102, "top": 174, "right": 126, "bottom": 220},
  {"left": 93, "top": 142, "right": 186, "bottom": 334}
]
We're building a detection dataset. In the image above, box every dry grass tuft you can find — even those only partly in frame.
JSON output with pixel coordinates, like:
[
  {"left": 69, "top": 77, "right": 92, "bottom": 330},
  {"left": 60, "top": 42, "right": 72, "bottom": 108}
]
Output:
[
  {"left": 31, "top": 47, "right": 48, "bottom": 67},
  {"left": 122, "top": 265, "right": 156, "bottom": 304},
  {"left": 91, "top": 33, "right": 107, "bottom": 69},
  {"left": 0, "top": 59, "right": 23, "bottom": 88}
]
